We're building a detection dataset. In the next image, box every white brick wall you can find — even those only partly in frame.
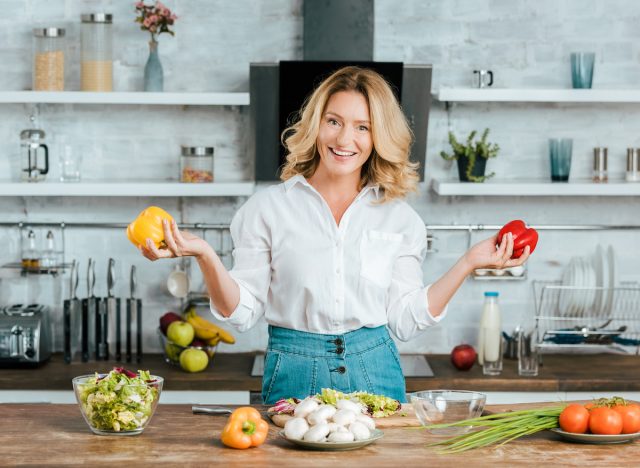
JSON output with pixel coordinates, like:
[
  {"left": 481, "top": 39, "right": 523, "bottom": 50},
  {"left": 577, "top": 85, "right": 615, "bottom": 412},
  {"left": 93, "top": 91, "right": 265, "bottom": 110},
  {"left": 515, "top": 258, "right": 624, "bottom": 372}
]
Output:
[{"left": 0, "top": 0, "right": 638, "bottom": 357}]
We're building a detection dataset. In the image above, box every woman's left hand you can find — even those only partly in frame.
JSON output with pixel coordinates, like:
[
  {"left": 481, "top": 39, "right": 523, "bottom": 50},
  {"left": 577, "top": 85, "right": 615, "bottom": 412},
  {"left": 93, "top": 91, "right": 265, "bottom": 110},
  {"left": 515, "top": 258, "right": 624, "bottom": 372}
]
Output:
[{"left": 463, "top": 232, "right": 530, "bottom": 272}]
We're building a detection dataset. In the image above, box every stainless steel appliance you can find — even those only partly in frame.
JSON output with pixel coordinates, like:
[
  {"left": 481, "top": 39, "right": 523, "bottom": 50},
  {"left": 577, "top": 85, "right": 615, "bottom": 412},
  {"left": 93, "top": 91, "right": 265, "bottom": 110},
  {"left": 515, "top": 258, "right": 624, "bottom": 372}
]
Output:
[{"left": 0, "top": 304, "right": 51, "bottom": 366}]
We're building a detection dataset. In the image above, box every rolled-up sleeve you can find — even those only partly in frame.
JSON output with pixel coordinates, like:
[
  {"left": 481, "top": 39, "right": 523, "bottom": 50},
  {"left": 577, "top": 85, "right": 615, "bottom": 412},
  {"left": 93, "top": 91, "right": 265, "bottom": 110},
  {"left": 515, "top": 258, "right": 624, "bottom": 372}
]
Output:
[
  {"left": 386, "top": 222, "right": 448, "bottom": 342},
  {"left": 209, "top": 195, "right": 272, "bottom": 332}
]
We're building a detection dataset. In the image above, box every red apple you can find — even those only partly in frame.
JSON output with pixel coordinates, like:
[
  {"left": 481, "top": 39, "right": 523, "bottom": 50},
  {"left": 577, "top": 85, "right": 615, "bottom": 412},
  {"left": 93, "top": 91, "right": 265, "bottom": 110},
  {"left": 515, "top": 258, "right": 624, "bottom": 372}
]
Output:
[
  {"left": 160, "top": 311, "right": 183, "bottom": 335},
  {"left": 451, "top": 344, "right": 477, "bottom": 371},
  {"left": 190, "top": 339, "right": 206, "bottom": 348}
]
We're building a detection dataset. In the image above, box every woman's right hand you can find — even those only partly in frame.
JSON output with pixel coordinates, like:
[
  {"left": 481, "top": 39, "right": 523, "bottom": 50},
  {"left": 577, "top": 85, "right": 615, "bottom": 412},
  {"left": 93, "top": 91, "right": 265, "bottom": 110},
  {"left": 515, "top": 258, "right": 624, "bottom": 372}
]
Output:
[{"left": 140, "top": 219, "right": 213, "bottom": 261}]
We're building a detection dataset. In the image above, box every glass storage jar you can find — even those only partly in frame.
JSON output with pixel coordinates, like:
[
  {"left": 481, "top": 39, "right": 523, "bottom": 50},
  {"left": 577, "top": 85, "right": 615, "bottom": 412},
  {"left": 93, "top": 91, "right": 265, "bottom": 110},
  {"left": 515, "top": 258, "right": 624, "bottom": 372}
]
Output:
[
  {"left": 80, "top": 13, "right": 113, "bottom": 91},
  {"left": 180, "top": 146, "right": 214, "bottom": 183},
  {"left": 33, "top": 28, "right": 65, "bottom": 91}
]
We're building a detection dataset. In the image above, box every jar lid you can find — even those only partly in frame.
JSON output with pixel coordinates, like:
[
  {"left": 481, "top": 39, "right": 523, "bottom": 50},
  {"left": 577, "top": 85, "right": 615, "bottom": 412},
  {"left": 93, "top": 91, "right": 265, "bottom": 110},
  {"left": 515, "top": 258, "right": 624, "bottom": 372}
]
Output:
[
  {"left": 33, "top": 28, "right": 66, "bottom": 37},
  {"left": 20, "top": 129, "right": 45, "bottom": 139},
  {"left": 81, "top": 13, "right": 113, "bottom": 23},
  {"left": 181, "top": 146, "right": 215, "bottom": 156}
]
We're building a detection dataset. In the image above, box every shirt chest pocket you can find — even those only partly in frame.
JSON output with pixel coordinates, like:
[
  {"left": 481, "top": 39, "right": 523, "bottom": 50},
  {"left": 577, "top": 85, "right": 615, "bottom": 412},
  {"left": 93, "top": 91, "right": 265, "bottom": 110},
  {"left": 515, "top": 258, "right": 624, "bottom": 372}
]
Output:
[{"left": 359, "top": 230, "right": 404, "bottom": 289}]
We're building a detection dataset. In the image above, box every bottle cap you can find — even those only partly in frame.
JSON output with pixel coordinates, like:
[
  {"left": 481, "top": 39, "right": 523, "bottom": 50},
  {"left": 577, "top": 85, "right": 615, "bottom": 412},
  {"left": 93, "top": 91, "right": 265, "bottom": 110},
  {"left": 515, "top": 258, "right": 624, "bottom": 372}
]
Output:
[{"left": 484, "top": 291, "right": 499, "bottom": 297}]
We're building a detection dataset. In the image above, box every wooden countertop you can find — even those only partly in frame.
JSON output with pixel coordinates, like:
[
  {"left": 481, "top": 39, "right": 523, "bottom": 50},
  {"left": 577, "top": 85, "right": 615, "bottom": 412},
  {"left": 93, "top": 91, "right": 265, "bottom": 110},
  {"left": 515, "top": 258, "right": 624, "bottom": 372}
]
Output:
[
  {"left": 1, "top": 403, "right": 638, "bottom": 466},
  {"left": 2, "top": 353, "right": 640, "bottom": 393}
]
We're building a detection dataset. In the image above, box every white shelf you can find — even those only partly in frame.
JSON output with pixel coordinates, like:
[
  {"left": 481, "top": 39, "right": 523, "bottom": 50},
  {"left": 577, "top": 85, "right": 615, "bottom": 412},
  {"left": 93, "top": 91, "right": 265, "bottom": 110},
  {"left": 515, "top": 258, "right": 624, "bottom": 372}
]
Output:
[
  {"left": 431, "top": 178, "right": 640, "bottom": 196},
  {"left": 0, "top": 182, "right": 255, "bottom": 197},
  {"left": 434, "top": 88, "right": 640, "bottom": 103},
  {"left": 0, "top": 91, "right": 250, "bottom": 106}
]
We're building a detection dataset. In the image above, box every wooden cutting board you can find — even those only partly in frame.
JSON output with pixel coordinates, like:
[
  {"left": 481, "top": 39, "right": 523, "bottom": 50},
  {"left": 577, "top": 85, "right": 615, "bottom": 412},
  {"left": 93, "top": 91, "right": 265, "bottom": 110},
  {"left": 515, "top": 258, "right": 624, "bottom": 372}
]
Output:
[{"left": 269, "top": 403, "right": 422, "bottom": 428}]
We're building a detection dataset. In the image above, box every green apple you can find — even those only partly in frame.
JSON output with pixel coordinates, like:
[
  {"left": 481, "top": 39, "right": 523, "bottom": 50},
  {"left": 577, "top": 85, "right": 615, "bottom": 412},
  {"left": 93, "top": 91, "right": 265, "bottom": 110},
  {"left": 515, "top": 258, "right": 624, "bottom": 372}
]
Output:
[
  {"left": 167, "top": 321, "right": 195, "bottom": 347},
  {"left": 179, "top": 348, "right": 209, "bottom": 373},
  {"left": 164, "top": 343, "right": 182, "bottom": 363}
]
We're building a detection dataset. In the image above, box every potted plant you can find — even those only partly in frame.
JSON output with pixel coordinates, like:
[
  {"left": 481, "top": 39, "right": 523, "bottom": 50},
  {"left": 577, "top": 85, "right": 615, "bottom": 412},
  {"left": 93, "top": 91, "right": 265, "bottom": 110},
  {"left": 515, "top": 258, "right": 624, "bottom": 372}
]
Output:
[{"left": 440, "top": 128, "right": 499, "bottom": 182}]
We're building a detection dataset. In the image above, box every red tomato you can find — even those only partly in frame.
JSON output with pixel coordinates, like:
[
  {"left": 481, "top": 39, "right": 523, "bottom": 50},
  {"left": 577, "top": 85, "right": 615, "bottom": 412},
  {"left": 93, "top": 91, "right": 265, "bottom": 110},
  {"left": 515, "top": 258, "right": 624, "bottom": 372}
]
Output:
[
  {"left": 612, "top": 403, "right": 640, "bottom": 434},
  {"left": 589, "top": 407, "right": 623, "bottom": 435},
  {"left": 497, "top": 220, "right": 538, "bottom": 259},
  {"left": 559, "top": 404, "right": 590, "bottom": 434}
]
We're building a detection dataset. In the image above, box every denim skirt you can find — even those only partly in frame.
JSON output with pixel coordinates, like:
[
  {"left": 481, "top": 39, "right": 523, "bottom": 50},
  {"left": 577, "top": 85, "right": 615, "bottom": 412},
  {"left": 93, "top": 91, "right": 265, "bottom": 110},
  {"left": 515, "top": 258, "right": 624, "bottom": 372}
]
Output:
[{"left": 261, "top": 325, "right": 406, "bottom": 405}]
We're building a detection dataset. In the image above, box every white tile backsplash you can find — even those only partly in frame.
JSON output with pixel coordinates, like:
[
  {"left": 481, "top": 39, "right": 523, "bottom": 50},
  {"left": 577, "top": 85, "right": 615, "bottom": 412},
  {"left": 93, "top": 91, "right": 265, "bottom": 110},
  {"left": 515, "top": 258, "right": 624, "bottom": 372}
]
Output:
[{"left": 0, "top": 0, "right": 638, "bottom": 356}]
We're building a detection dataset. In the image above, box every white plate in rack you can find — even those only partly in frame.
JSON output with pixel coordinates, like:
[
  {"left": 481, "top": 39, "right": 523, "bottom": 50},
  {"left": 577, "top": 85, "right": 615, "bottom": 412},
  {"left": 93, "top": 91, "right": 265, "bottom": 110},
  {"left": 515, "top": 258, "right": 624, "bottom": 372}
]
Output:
[
  {"left": 603, "top": 245, "right": 616, "bottom": 318},
  {"left": 559, "top": 258, "right": 575, "bottom": 316},
  {"left": 593, "top": 245, "right": 604, "bottom": 318}
]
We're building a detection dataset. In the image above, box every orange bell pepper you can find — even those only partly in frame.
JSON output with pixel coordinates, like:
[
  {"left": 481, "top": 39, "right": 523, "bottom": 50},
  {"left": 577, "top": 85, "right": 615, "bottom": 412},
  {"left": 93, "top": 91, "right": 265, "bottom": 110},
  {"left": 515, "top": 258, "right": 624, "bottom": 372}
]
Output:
[
  {"left": 221, "top": 407, "right": 269, "bottom": 449},
  {"left": 126, "top": 206, "right": 174, "bottom": 249}
]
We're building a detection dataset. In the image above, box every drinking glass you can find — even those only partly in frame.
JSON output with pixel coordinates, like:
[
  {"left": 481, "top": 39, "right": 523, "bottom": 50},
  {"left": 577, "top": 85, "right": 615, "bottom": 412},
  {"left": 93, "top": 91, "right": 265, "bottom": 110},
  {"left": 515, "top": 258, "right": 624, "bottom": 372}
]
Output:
[
  {"left": 571, "top": 52, "right": 595, "bottom": 89},
  {"left": 518, "top": 329, "right": 539, "bottom": 377},
  {"left": 549, "top": 138, "right": 573, "bottom": 182},
  {"left": 59, "top": 144, "right": 81, "bottom": 182}
]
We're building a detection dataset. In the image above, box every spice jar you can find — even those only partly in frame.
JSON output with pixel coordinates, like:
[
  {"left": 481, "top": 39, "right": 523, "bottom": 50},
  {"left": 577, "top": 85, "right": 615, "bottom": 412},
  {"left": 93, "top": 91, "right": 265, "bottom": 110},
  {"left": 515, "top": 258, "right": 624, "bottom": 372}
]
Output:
[
  {"left": 180, "top": 146, "right": 214, "bottom": 183},
  {"left": 592, "top": 147, "right": 608, "bottom": 183},
  {"left": 80, "top": 13, "right": 113, "bottom": 91},
  {"left": 627, "top": 148, "right": 640, "bottom": 182},
  {"left": 33, "top": 28, "right": 65, "bottom": 91}
]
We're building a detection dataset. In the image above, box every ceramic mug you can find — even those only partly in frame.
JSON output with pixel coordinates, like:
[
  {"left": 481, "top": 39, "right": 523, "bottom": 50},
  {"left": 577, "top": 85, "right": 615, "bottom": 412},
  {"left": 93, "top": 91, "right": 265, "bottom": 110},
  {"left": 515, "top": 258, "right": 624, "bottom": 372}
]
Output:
[{"left": 167, "top": 265, "right": 189, "bottom": 298}]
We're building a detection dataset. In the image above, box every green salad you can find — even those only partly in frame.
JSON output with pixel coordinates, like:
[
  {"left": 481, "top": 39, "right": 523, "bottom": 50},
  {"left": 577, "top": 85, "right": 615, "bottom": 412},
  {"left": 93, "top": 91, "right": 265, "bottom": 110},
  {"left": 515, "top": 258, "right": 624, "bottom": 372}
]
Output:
[
  {"left": 318, "top": 388, "right": 401, "bottom": 418},
  {"left": 76, "top": 368, "right": 159, "bottom": 432}
]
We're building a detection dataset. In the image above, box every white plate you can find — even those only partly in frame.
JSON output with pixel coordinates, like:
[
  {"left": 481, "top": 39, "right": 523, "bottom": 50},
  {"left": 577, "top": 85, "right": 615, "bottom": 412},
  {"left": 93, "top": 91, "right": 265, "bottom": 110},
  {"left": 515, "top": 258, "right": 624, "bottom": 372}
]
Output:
[
  {"left": 604, "top": 245, "right": 616, "bottom": 318},
  {"left": 550, "top": 428, "right": 640, "bottom": 444},
  {"left": 599, "top": 245, "right": 610, "bottom": 318},
  {"left": 582, "top": 256, "right": 596, "bottom": 315},
  {"left": 570, "top": 257, "right": 584, "bottom": 317},
  {"left": 278, "top": 429, "right": 384, "bottom": 451},
  {"left": 559, "top": 258, "right": 575, "bottom": 316},
  {"left": 593, "top": 246, "right": 604, "bottom": 318}
]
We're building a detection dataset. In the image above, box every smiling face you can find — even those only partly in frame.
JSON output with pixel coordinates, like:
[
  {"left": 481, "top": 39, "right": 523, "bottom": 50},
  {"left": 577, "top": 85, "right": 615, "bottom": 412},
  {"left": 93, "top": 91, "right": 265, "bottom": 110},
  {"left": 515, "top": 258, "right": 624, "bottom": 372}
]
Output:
[{"left": 315, "top": 90, "right": 374, "bottom": 182}]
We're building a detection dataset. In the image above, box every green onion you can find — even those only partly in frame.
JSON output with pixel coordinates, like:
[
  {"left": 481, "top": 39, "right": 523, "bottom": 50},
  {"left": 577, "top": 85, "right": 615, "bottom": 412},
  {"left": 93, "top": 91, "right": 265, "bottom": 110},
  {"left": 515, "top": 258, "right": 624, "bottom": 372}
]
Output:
[{"left": 425, "top": 406, "right": 564, "bottom": 453}]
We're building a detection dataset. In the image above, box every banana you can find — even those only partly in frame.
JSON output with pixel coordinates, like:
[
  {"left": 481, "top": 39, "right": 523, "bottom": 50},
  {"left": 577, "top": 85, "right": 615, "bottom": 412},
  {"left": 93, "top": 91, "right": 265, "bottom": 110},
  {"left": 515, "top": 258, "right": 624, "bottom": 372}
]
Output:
[{"left": 185, "top": 308, "right": 236, "bottom": 344}]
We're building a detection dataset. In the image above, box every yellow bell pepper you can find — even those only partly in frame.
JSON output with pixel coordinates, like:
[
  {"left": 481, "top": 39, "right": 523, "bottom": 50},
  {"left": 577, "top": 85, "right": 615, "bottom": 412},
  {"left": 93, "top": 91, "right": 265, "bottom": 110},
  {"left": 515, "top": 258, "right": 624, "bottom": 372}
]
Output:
[{"left": 127, "top": 206, "right": 174, "bottom": 249}]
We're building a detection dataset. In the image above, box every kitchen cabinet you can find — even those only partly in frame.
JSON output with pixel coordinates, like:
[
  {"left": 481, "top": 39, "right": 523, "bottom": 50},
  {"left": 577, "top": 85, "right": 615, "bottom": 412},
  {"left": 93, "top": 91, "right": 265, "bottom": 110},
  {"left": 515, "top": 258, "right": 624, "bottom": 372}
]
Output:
[
  {"left": 431, "top": 87, "right": 640, "bottom": 196},
  {"left": 2, "top": 402, "right": 638, "bottom": 465},
  {"left": 0, "top": 91, "right": 249, "bottom": 106}
]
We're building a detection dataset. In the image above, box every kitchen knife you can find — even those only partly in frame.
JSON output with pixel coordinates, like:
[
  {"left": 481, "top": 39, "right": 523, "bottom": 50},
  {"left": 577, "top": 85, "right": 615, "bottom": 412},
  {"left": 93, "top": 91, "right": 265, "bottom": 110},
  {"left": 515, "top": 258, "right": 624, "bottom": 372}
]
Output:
[
  {"left": 106, "top": 258, "right": 121, "bottom": 361},
  {"left": 63, "top": 259, "right": 77, "bottom": 364},
  {"left": 132, "top": 265, "right": 143, "bottom": 363},
  {"left": 97, "top": 259, "right": 113, "bottom": 361},
  {"left": 90, "top": 258, "right": 101, "bottom": 361},
  {"left": 126, "top": 265, "right": 135, "bottom": 363},
  {"left": 81, "top": 258, "right": 94, "bottom": 362}
]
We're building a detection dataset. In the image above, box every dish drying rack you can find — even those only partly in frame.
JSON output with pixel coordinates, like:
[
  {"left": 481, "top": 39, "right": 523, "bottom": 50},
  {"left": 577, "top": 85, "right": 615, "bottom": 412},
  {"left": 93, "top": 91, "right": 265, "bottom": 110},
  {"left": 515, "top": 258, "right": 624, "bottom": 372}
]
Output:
[{"left": 533, "top": 281, "right": 640, "bottom": 354}]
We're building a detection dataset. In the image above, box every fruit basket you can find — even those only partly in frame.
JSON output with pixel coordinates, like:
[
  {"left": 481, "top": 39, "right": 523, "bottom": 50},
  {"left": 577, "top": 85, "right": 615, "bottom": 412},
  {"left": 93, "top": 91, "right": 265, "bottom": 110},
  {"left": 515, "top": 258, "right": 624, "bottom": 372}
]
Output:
[{"left": 157, "top": 328, "right": 217, "bottom": 370}]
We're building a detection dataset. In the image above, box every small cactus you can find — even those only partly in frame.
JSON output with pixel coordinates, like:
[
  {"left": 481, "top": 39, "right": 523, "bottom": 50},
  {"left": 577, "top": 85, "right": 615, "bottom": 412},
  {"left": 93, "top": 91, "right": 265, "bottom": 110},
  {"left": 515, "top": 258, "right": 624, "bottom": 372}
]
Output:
[{"left": 440, "top": 128, "right": 499, "bottom": 182}]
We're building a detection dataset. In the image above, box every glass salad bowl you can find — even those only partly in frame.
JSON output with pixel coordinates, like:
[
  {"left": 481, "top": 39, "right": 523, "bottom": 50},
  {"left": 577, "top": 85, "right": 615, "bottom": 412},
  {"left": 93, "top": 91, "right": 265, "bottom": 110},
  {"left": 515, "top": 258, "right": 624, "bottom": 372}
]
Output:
[
  {"left": 72, "top": 369, "right": 163, "bottom": 436},
  {"left": 410, "top": 389, "right": 486, "bottom": 435}
]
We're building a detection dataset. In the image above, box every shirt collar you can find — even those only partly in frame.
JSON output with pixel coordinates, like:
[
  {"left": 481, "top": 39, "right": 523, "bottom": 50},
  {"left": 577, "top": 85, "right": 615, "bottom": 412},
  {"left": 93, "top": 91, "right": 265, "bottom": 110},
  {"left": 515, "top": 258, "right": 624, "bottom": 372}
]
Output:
[{"left": 283, "top": 174, "right": 380, "bottom": 199}]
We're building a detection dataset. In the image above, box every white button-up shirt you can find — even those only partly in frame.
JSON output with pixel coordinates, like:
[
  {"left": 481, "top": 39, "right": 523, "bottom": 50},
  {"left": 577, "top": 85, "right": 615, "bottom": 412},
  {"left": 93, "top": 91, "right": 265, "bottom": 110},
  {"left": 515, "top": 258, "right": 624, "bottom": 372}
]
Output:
[{"left": 210, "top": 174, "right": 446, "bottom": 341}]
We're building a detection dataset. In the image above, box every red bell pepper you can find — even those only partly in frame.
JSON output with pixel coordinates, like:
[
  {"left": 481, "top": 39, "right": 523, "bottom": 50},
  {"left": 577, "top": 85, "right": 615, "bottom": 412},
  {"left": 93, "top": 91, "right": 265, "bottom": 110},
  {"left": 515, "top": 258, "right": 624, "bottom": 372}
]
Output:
[{"left": 498, "top": 220, "right": 538, "bottom": 259}]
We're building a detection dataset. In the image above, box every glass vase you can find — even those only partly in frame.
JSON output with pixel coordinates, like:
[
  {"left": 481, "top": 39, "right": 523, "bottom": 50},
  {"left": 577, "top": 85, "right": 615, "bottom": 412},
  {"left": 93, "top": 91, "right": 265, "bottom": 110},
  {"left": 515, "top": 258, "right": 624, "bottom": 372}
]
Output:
[{"left": 143, "top": 40, "right": 163, "bottom": 92}]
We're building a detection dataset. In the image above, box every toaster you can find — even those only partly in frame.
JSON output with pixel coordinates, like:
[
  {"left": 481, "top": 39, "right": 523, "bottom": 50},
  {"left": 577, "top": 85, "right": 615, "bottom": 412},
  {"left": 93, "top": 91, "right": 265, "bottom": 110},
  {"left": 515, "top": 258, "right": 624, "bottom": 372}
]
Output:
[{"left": 0, "top": 304, "right": 51, "bottom": 366}]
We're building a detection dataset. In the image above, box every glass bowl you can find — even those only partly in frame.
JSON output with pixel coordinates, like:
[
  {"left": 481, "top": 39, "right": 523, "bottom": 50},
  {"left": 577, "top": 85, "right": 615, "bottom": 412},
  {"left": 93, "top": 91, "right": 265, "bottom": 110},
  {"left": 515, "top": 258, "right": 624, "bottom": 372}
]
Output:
[
  {"left": 157, "top": 328, "right": 217, "bottom": 367},
  {"left": 72, "top": 373, "right": 163, "bottom": 436},
  {"left": 410, "top": 390, "right": 486, "bottom": 435}
]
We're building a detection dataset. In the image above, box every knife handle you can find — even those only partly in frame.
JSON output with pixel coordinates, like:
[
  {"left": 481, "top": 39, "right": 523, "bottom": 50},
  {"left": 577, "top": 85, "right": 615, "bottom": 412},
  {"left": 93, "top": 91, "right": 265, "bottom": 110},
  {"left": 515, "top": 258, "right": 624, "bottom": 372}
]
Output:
[
  {"left": 63, "top": 300, "right": 71, "bottom": 364},
  {"left": 126, "top": 301, "right": 132, "bottom": 363},
  {"left": 81, "top": 298, "right": 89, "bottom": 362},
  {"left": 116, "top": 299, "right": 121, "bottom": 361},
  {"left": 136, "top": 299, "right": 142, "bottom": 363}
]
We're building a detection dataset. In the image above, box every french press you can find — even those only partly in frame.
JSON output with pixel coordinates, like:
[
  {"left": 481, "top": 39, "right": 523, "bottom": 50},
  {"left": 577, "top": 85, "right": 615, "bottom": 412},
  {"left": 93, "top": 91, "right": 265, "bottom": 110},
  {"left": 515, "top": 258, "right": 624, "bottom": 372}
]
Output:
[{"left": 20, "top": 129, "right": 49, "bottom": 182}]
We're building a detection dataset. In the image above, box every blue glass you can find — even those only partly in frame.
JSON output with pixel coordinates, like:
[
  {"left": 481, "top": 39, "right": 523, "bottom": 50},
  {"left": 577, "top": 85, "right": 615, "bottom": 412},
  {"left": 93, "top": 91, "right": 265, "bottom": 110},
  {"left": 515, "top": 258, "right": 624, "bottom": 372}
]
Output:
[
  {"left": 549, "top": 138, "right": 573, "bottom": 182},
  {"left": 571, "top": 52, "right": 595, "bottom": 89},
  {"left": 143, "top": 41, "right": 164, "bottom": 92}
]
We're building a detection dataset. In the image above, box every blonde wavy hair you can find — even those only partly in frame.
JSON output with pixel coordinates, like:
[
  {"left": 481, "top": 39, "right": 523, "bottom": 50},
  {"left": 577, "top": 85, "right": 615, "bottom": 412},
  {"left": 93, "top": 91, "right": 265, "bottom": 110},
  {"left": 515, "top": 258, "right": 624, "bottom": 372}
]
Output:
[{"left": 279, "top": 66, "right": 419, "bottom": 202}]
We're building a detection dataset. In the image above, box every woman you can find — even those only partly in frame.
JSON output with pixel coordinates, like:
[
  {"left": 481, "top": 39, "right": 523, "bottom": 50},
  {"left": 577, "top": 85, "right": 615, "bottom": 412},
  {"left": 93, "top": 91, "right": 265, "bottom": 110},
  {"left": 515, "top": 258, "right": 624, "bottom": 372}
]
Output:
[{"left": 141, "top": 66, "right": 530, "bottom": 404}]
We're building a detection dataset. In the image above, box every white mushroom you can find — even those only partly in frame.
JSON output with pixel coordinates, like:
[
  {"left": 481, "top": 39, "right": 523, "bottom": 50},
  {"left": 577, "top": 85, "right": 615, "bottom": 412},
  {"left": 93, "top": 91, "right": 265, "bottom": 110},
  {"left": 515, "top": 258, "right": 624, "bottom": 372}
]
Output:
[
  {"left": 302, "top": 423, "right": 331, "bottom": 442},
  {"left": 284, "top": 417, "right": 309, "bottom": 440},
  {"left": 307, "top": 404, "right": 337, "bottom": 425},
  {"left": 328, "top": 430, "right": 355, "bottom": 442},
  {"left": 294, "top": 398, "right": 319, "bottom": 419},
  {"left": 348, "top": 421, "right": 371, "bottom": 441},
  {"left": 326, "top": 422, "right": 340, "bottom": 432},
  {"left": 336, "top": 399, "right": 364, "bottom": 414},
  {"left": 332, "top": 409, "right": 357, "bottom": 426},
  {"left": 355, "top": 414, "right": 376, "bottom": 431}
]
